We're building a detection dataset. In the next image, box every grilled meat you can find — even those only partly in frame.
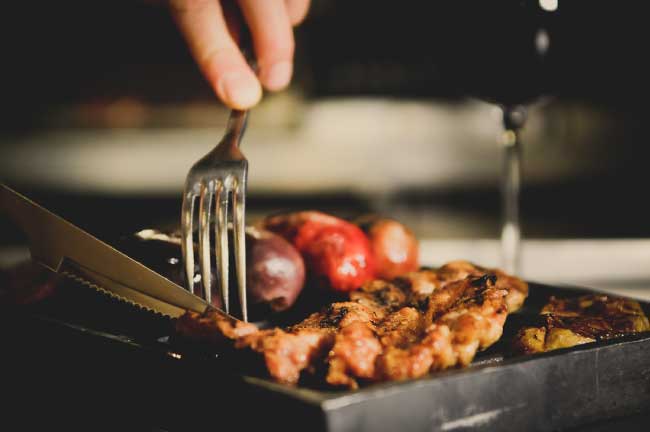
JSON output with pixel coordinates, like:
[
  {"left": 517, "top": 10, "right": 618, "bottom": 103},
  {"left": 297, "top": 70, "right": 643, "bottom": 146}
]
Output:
[
  {"left": 348, "top": 279, "right": 410, "bottom": 319},
  {"left": 376, "top": 274, "right": 508, "bottom": 382},
  {"left": 436, "top": 260, "right": 528, "bottom": 313},
  {"left": 377, "top": 325, "right": 455, "bottom": 381},
  {"left": 376, "top": 307, "right": 424, "bottom": 348},
  {"left": 514, "top": 294, "right": 650, "bottom": 354},
  {"left": 175, "top": 309, "right": 258, "bottom": 344},
  {"left": 291, "top": 301, "right": 380, "bottom": 332},
  {"left": 175, "top": 261, "right": 527, "bottom": 388},
  {"left": 236, "top": 328, "right": 334, "bottom": 385},
  {"left": 326, "top": 322, "right": 382, "bottom": 388}
]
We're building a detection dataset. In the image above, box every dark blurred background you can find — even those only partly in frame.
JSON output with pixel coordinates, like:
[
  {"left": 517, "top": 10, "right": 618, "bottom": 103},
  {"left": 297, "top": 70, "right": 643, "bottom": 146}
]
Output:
[{"left": 1, "top": 0, "right": 649, "bottom": 287}]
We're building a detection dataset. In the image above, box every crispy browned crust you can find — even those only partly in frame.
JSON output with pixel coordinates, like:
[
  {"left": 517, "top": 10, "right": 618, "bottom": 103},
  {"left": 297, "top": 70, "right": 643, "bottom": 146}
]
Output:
[
  {"left": 348, "top": 279, "right": 410, "bottom": 319},
  {"left": 175, "top": 309, "right": 258, "bottom": 344},
  {"left": 290, "top": 301, "right": 380, "bottom": 333},
  {"left": 175, "top": 261, "right": 528, "bottom": 387},
  {"left": 437, "top": 260, "right": 528, "bottom": 313},
  {"left": 514, "top": 294, "right": 650, "bottom": 354},
  {"left": 326, "top": 322, "right": 382, "bottom": 389},
  {"left": 236, "top": 328, "right": 334, "bottom": 385},
  {"left": 376, "top": 274, "right": 508, "bottom": 382}
]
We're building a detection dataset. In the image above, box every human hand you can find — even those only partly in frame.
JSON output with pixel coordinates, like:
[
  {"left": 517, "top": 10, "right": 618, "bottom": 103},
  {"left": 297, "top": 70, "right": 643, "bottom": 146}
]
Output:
[{"left": 170, "top": 0, "right": 310, "bottom": 109}]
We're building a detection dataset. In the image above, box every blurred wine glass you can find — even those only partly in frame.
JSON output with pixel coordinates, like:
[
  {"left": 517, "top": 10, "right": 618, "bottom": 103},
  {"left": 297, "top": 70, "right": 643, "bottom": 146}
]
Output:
[
  {"left": 499, "top": 105, "right": 526, "bottom": 274},
  {"left": 449, "top": 0, "right": 558, "bottom": 273}
]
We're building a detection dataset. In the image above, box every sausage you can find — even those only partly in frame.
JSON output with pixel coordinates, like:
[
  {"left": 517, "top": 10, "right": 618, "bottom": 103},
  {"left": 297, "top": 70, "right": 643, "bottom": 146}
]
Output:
[
  {"left": 354, "top": 215, "right": 419, "bottom": 280},
  {"left": 246, "top": 226, "right": 305, "bottom": 311},
  {"left": 119, "top": 227, "right": 306, "bottom": 313},
  {"left": 261, "top": 211, "right": 375, "bottom": 292}
]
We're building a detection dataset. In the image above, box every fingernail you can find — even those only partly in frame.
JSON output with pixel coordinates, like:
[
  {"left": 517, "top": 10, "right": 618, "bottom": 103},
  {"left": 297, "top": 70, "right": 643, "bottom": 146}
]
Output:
[
  {"left": 262, "top": 61, "right": 292, "bottom": 91},
  {"left": 218, "top": 73, "right": 262, "bottom": 108}
]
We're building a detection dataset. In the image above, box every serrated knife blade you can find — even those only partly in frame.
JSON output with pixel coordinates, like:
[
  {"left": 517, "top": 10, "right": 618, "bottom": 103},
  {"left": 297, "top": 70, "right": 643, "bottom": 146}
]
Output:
[{"left": 0, "top": 184, "right": 210, "bottom": 318}]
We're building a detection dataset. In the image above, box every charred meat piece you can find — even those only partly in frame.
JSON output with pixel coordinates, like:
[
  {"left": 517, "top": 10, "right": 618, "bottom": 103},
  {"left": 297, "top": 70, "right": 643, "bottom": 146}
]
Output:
[
  {"left": 175, "top": 309, "right": 258, "bottom": 344},
  {"left": 327, "top": 306, "right": 426, "bottom": 389},
  {"left": 375, "top": 275, "right": 508, "bottom": 382},
  {"left": 376, "top": 275, "right": 507, "bottom": 379},
  {"left": 492, "top": 268, "right": 528, "bottom": 314},
  {"left": 377, "top": 325, "right": 455, "bottom": 381},
  {"left": 175, "top": 263, "right": 526, "bottom": 388},
  {"left": 514, "top": 294, "right": 650, "bottom": 354},
  {"left": 432, "top": 276, "right": 508, "bottom": 365},
  {"left": 437, "top": 260, "right": 528, "bottom": 312},
  {"left": 348, "top": 279, "right": 409, "bottom": 319},
  {"left": 392, "top": 269, "right": 442, "bottom": 301},
  {"left": 236, "top": 328, "right": 334, "bottom": 385},
  {"left": 317, "top": 273, "right": 510, "bottom": 387},
  {"left": 267, "top": 300, "right": 382, "bottom": 385},
  {"left": 376, "top": 307, "right": 424, "bottom": 348},
  {"left": 290, "top": 301, "right": 380, "bottom": 333},
  {"left": 326, "top": 322, "right": 382, "bottom": 389}
]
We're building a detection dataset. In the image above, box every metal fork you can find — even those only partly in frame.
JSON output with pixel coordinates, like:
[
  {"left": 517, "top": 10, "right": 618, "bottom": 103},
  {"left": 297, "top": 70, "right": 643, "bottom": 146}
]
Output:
[{"left": 181, "top": 109, "right": 249, "bottom": 321}]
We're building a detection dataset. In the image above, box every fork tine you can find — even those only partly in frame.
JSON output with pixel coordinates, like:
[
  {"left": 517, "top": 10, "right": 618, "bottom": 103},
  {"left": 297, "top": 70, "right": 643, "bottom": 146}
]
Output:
[
  {"left": 232, "top": 177, "right": 248, "bottom": 322},
  {"left": 198, "top": 182, "right": 213, "bottom": 305},
  {"left": 215, "top": 180, "right": 230, "bottom": 313},
  {"left": 181, "top": 192, "right": 196, "bottom": 295}
]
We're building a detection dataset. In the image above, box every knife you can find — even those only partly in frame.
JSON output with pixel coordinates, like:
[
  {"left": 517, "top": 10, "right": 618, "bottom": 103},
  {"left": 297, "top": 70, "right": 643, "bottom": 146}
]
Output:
[{"left": 0, "top": 184, "right": 209, "bottom": 318}]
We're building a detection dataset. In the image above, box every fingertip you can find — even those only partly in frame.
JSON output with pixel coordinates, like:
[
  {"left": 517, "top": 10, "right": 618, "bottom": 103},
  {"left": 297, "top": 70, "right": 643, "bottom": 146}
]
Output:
[
  {"left": 286, "top": 0, "right": 311, "bottom": 26},
  {"left": 216, "top": 72, "right": 263, "bottom": 109},
  {"left": 239, "top": 0, "right": 295, "bottom": 92},
  {"left": 260, "top": 61, "right": 293, "bottom": 91}
]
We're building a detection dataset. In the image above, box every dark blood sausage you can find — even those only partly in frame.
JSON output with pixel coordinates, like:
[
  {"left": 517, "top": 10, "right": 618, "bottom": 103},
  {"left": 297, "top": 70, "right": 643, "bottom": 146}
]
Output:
[
  {"left": 118, "top": 227, "right": 306, "bottom": 312},
  {"left": 246, "top": 226, "right": 305, "bottom": 311}
]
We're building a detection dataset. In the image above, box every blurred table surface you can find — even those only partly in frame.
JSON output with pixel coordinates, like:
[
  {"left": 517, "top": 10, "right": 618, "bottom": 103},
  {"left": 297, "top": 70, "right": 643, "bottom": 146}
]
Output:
[
  {"left": 419, "top": 238, "right": 650, "bottom": 300},
  {"left": 3, "top": 238, "right": 650, "bottom": 300}
]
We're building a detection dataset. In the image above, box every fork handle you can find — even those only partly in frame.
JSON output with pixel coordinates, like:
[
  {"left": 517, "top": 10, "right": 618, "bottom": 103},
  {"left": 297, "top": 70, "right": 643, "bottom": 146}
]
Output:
[
  {"left": 226, "top": 109, "right": 249, "bottom": 147},
  {"left": 227, "top": 4, "right": 254, "bottom": 146}
]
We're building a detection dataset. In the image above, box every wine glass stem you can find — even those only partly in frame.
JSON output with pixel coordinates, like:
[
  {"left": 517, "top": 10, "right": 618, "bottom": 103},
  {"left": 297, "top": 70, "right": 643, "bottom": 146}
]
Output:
[{"left": 500, "top": 106, "right": 526, "bottom": 274}]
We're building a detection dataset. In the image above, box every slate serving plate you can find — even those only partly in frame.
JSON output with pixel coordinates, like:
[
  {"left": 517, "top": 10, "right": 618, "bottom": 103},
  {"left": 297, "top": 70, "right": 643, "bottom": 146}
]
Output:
[{"left": 2, "top": 282, "right": 650, "bottom": 432}]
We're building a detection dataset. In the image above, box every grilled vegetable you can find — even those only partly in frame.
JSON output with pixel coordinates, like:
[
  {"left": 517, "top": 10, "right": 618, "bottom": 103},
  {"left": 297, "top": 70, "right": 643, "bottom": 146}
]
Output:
[{"left": 513, "top": 294, "right": 650, "bottom": 354}]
